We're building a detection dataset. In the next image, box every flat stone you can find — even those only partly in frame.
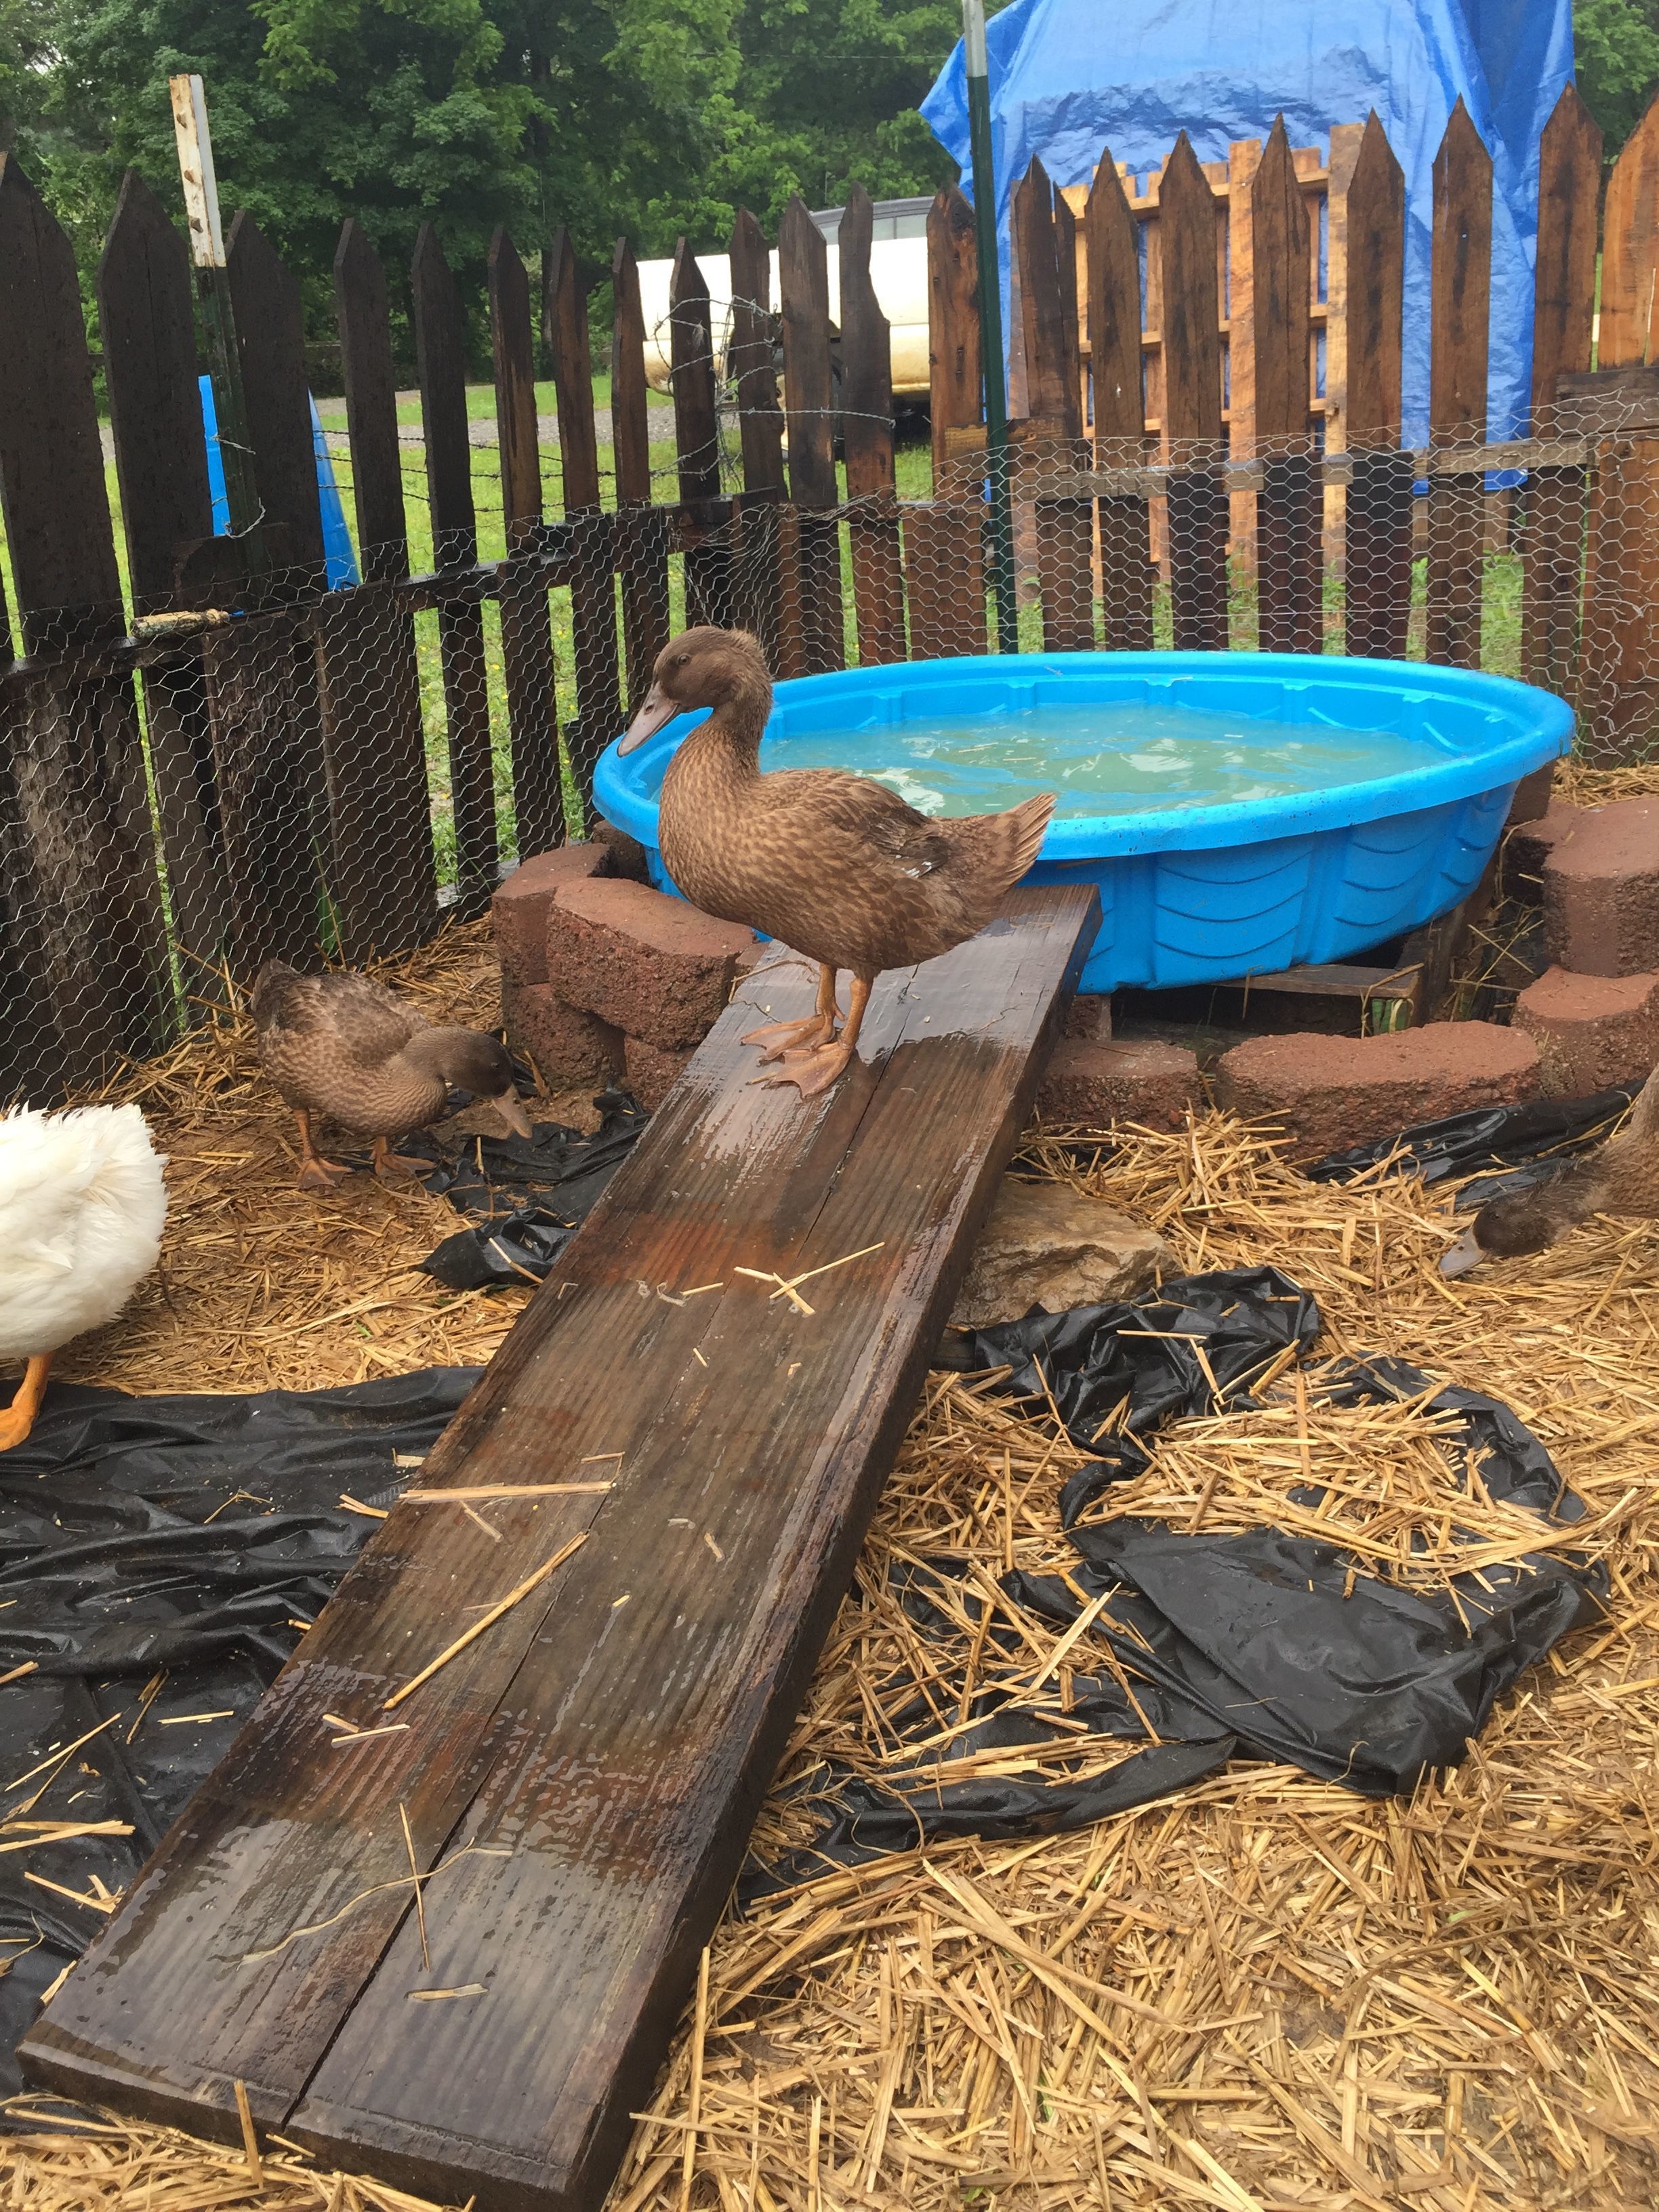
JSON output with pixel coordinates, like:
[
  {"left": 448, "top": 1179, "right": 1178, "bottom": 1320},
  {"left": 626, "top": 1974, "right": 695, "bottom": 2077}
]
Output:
[
  {"left": 623, "top": 1035, "right": 693, "bottom": 1112},
  {"left": 1512, "top": 964, "right": 1659, "bottom": 1095},
  {"left": 546, "top": 878, "right": 760, "bottom": 1050},
  {"left": 949, "top": 1176, "right": 1173, "bottom": 1328},
  {"left": 492, "top": 844, "right": 611, "bottom": 985},
  {"left": 1214, "top": 1023, "right": 1540, "bottom": 1159},
  {"left": 501, "top": 977, "right": 623, "bottom": 1090},
  {"left": 1540, "top": 796, "right": 1659, "bottom": 977},
  {"left": 1036, "top": 1038, "right": 1201, "bottom": 1131}
]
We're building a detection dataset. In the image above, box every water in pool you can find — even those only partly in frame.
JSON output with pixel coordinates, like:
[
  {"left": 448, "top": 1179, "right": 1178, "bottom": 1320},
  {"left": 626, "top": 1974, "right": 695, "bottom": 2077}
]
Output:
[{"left": 764, "top": 699, "right": 1441, "bottom": 819}]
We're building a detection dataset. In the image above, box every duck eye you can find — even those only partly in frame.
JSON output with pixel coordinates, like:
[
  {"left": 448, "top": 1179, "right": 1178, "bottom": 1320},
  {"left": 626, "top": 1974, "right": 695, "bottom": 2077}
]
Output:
[{"left": 674, "top": 653, "right": 691, "bottom": 668}]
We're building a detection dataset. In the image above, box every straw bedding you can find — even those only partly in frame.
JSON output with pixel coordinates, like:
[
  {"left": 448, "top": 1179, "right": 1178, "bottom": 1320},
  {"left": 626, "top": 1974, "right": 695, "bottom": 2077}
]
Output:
[{"left": 7, "top": 767, "right": 1659, "bottom": 2211}]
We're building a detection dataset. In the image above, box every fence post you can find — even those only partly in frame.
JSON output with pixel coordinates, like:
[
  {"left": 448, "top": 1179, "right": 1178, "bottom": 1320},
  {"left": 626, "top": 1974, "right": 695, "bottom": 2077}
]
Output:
[
  {"left": 546, "top": 226, "right": 621, "bottom": 804},
  {"left": 1158, "top": 132, "right": 1229, "bottom": 649},
  {"left": 779, "top": 195, "right": 844, "bottom": 673},
  {"left": 0, "top": 157, "right": 172, "bottom": 1093},
  {"left": 1425, "top": 99, "right": 1492, "bottom": 671},
  {"left": 726, "top": 207, "right": 793, "bottom": 672},
  {"left": 1012, "top": 157, "right": 1094, "bottom": 648},
  {"left": 1252, "top": 116, "right": 1322, "bottom": 653},
  {"left": 490, "top": 226, "right": 563, "bottom": 856},
  {"left": 839, "top": 182, "right": 907, "bottom": 665},
  {"left": 909, "top": 184, "right": 987, "bottom": 659},
  {"left": 669, "top": 239, "right": 732, "bottom": 632},
  {"left": 1521, "top": 84, "right": 1600, "bottom": 699},
  {"left": 611, "top": 237, "right": 672, "bottom": 712},
  {"left": 322, "top": 218, "right": 437, "bottom": 960},
  {"left": 1340, "top": 113, "right": 1412, "bottom": 659},
  {"left": 411, "top": 222, "right": 497, "bottom": 914},
  {"left": 1086, "top": 148, "right": 1153, "bottom": 649},
  {"left": 98, "top": 168, "right": 233, "bottom": 996}
]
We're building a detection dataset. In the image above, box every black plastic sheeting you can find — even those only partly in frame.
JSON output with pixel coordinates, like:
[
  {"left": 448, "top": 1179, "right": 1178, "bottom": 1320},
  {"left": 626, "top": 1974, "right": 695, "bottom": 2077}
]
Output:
[
  {"left": 408, "top": 1090, "right": 649, "bottom": 1288},
  {"left": 1303, "top": 1085, "right": 1639, "bottom": 1210},
  {"left": 747, "top": 1269, "right": 1607, "bottom": 1891},
  {"left": 0, "top": 1371, "right": 476, "bottom": 2102}
]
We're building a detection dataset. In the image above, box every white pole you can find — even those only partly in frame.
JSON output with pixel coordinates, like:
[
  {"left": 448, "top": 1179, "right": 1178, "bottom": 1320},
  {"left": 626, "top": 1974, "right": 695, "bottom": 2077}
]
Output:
[{"left": 169, "top": 74, "right": 226, "bottom": 270}]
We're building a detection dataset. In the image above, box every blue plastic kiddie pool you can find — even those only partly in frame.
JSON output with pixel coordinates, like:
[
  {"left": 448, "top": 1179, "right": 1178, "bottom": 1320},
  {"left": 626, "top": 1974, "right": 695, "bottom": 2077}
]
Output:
[{"left": 592, "top": 652, "right": 1573, "bottom": 993}]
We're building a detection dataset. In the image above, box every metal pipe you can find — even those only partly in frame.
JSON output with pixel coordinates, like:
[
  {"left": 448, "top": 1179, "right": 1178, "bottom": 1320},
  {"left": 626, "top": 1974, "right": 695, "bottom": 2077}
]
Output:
[{"left": 962, "top": 0, "right": 1019, "bottom": 652}]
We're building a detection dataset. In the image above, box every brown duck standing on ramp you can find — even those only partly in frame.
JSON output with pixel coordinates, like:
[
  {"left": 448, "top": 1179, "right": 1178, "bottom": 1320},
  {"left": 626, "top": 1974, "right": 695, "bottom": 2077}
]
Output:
[{"left": 619, "top": 629, "right": 1057, "bottom": 1095}]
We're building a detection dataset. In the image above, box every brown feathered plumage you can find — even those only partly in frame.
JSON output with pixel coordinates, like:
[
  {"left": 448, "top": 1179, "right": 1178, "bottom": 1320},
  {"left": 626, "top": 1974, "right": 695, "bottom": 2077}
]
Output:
[
  {"left": 621, "top": 628, "right": 1054, "bottom": 1093},
  {"left": 1441, "top": 1064, "right": 1659, "bottom": 1273},
  {"left": 252, "top": 961, "right": 531, "bottom": 1190}
]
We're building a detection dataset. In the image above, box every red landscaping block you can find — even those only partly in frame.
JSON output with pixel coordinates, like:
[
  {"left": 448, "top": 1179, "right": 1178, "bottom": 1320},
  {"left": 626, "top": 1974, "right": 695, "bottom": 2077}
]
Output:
[
  {"left": 1503, "top": 800, "right": 1584, "bottom": 898},
  {"left": 1512, "top": 964, "right": 1659, "bottom": 1096},
  {"left": 592, "top": 816, "right": 651, "bottom": 884},
  {"left": 1540, "top": 796, "right": 1659, "bottom": 977},
  {"left": 624, "top": 1035, "right": 693, "bottom": 1111},
  {"left": 501, "top": 977, "right": 622, "bottom": 1090},
  {"left": 1063, "top": 993, "right": 1114, "bottom": 1042},
  {"left": 1036, "top": 1038, "right": 1200, "bottom": 1131},
  {"left": 546, "top": 877, "right": 760, "bottom": 1050},
  {"left": 492, "top": 843, "right": 611, "bottom": 985},
  {"left": 1214, "top": 1023, "right": 1539, "bottom": 1159}
]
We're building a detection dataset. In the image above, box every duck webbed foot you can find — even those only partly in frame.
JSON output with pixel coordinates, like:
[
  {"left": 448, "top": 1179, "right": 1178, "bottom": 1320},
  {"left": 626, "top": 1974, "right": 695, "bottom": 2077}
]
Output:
[
  {"left": 0, "top": 1353, "right": 52, "bottom": 1453},
  {"left": 294, "top": 1110, "right": 348, "bottom": 1192},
  {"left": 751, "top": 1040, "right": 855, "bottom": 1097},
  {"left": 371, "top": 1136, "right": 429, "bottom": 1183},
  {"left": 742, "top": 962, "right": 841, "bottom": 1063}
]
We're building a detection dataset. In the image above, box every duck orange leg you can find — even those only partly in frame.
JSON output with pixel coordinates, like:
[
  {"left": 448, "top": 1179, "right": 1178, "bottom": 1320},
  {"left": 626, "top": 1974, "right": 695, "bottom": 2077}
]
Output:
[
  {"left": 372, "top": 1135, "right": 430, "bottom": 1182},
  {"left": 756, "top": 975, "right": 872, "bottom": 1098},
  {"left": 0, "top": 1353, "right": 53, "bottom": 1453},
  {"left": 742, "top": 963, "right": 840, "bottom": 1062},
  {"left": 294, "top": 1109, "right": 348, "bottom": 1193}
]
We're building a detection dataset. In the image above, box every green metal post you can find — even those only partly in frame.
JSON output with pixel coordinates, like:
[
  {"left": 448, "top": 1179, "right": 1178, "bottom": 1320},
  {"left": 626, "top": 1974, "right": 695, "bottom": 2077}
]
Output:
[{"left": 963, "top": 0, "right": 1019, "bottom": 652}]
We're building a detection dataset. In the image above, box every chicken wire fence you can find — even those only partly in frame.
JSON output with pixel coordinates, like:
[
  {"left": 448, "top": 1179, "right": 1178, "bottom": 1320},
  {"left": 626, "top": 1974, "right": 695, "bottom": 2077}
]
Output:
[{"left": 3, "top": 380, "right": 1658, "bottom": 1107}]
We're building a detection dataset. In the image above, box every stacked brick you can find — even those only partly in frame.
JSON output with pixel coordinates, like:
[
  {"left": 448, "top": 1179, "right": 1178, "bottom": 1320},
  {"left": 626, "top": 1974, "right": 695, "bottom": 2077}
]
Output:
[
  {"left": 1507, "top": 796, "right": 1659, "bottom": 1096},
  {"left": 493, "top": 837, "right": 760, "bottom": 1112}
]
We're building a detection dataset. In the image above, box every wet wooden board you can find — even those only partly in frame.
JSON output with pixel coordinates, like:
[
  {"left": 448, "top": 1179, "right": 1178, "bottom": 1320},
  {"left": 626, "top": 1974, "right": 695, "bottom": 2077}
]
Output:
[{"left": 22, "top": 884, "right": 1097, "bottom": 2212}]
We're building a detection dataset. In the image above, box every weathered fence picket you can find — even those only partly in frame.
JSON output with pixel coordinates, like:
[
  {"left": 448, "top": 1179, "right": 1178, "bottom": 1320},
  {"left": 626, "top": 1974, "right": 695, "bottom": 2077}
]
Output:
[
  {"left": 1425, "top": 100, "right": 1492, "bottom": 672},
  {"left": 839, "top": 184, "right": 907, "bottom": 666}
]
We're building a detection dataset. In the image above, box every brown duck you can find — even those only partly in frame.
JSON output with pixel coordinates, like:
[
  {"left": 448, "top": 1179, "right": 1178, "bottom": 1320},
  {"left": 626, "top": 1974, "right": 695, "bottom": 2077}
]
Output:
[
  {"left": 619, "top": 628, "right": 1055, "bottom": 1094},
  {"left": 1440, "top": 1064, "right": 1659, "bottom": 1274},
  {"left": 253, "top": 961, "right": 533, "bottom": 1191}
]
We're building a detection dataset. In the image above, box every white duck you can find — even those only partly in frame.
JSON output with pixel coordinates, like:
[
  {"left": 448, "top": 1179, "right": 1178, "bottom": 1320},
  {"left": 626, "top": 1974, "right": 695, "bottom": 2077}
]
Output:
[{"left": 0, "top": 1105, "right": 168, "bottom": 1451}]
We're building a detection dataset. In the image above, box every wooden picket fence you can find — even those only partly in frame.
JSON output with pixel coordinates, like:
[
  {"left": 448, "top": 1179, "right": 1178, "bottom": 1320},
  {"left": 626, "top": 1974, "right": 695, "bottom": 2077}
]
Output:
[{"left": 3, "top": 83, "right": 1659, "bottom": 1102}]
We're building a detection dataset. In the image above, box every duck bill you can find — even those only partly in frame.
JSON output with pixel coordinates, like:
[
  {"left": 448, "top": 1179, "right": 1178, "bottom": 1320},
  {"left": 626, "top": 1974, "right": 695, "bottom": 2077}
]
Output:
[
  {"left": 1438, "top": 1228, "right": 1485, "bottom": 1278},
  {"left": 493, "top": 1089, "right": 535, "bottom": 1140},
  {"left": 618, "top": 682, "right": 679, "bottom": 755}
]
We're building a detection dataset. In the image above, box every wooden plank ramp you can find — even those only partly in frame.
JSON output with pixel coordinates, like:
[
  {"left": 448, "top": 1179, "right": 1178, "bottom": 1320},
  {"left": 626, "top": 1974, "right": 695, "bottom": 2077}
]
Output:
[{"left": 22, "top": 884, "right": 1097, "bottom": 2212}]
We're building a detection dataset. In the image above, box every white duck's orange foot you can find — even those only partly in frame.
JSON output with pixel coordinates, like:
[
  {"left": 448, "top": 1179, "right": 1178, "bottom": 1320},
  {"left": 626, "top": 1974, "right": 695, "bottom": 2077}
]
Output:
[
  {"left": 371, "top": 1138, "right": 428, "bottom": 1183},
  {"left": 0, "top": 1355, "right": 52, "bottom": 1452},
  {"left": 740, "top": 1012, "right": 839, "bottom": 1063},
  {"left": 749, "top": 1040, "right": 856, "bottom": 1097}
]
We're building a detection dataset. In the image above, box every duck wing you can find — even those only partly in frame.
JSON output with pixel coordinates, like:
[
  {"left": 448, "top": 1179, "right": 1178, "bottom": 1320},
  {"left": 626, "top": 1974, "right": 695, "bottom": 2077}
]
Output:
[{"left": 252, "top": 962, "right": 425, "bottom": 1070}]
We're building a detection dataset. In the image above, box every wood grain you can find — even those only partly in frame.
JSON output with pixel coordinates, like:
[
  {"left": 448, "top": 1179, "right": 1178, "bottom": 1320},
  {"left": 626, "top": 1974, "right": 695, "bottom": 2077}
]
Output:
[
  {"left": 412, "top": 224, "right": 496, "bottom": 912},
  {"left": 23, "top": 886, "right": 1099, "bottom": 2212},
  {"left": 611, "top": 238, "right": 672, "bottom": 715},
  {"left": 490, "top": 228, "right": 562, "bottom": 854},
  {"left": 546, "top": 227, "right": 620, "bottom": 799},
  {"left": 779, "top": 196, "right": 843, "bottom": 674},
  {"left": 1086, "top": 148, "right": 1153, "bottom": 649},
  {"left": 1598, "top": 88, "right": 1659, "bottom": 371},
  {"left": 840, "top": 184, "right": 906, "bottom": 666},
  {"left": 1522, "top": 84, "right": 1601, "bottom": 697},
  {"left": 1340, "top": 114, "right": 1414, "bottom": 661},
  {"left": 1158, "top": 133, "right": 1227, "bottom": 649},
  {"left": 1425, "top": 99, "right": 1492, "bottom": 671},
  {"left": 1251, "top": 117, "right": 1320, "bottom": 653},
  {"left": 670, "top": 240, "right": 732, "bottom": 632}
]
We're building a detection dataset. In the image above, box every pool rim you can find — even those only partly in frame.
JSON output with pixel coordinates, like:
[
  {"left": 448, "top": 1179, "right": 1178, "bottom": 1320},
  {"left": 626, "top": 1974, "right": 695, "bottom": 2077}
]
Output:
[{"left": 592, "top": 650, "right": 1573, "bottom": 861}]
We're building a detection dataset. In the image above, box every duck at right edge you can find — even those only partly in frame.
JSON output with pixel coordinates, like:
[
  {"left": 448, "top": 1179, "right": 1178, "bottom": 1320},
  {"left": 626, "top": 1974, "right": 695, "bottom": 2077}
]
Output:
[
  {"left": 1441, "top": 1063, "right": 1659, "bottom": 1275},
  {"left": 618, "top": 628, "right": 1056, "bottom": 1097}
]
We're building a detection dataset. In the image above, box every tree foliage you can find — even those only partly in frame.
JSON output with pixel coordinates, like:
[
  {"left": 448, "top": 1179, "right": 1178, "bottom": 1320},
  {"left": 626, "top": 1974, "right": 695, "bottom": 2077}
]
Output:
[
  {"left": 1577, "top": 0, "right": 1659, "bottom": 155},
  {"left": 0, "top": 0, "right": 966, "bottom": 347}
]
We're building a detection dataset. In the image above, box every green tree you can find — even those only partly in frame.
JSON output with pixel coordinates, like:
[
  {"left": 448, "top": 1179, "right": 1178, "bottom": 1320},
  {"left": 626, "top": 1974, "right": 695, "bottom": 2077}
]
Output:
[{"left": 1576, "top": 0, "right": 1659, "bottom": 155}]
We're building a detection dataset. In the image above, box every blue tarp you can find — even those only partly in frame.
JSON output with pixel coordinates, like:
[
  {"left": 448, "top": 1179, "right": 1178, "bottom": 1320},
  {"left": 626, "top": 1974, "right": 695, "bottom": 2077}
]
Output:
[
  {"left": 197, "top": 376, "right": 359, "bottom": 589},
  {"left": 921, "top": 1, "right": 1575, "bottom": 443}
]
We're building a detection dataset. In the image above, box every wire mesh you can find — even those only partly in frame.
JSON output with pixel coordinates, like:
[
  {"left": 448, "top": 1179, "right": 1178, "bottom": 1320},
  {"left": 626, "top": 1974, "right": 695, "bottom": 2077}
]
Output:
[{"left": 3, "top": 381, "right": 1656, "bottom": 1107}]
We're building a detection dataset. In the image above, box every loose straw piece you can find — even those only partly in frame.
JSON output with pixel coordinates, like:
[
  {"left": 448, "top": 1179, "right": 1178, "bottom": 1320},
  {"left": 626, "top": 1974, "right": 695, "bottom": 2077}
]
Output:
[
  {"left": 401, "top": 1802, "right": 430, "bottom": 1972},
  {"left": 0, "top": 1662, "right": 38, "bottom": 1689},
  {"left": 339, "top": 1494, "right": 389, "bottom": 1520},
  {"left": 328, "top": 1722, "right": 411, "bottom": 1747},
  {"left": 157, "top": 1711, "right": 235, "bottom": 1726},
  {"left": 384, "top": 1534, "right": 589, "bottom": 1710},
  {"left": 232, "top": 2081, "right": 262, "bottom": 2188},
  {"left": 767, "top": 1240, "right": 886, "bottom": 1300},
  {"left": 680, "top": 1946, "right": 711, "bottom": 2212},
  {"left": 407, "top": 1984, "right": 486, "bottom": 2001},
  {"left": 22, "top": 1871, "right": 119, "bottom": 1914}
]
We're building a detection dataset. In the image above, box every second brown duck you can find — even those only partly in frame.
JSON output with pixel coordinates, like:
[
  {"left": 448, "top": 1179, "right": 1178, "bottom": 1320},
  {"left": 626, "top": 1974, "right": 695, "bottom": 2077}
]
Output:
[{"left": 618, "top": 628, "right": 1056, "bottom": 1094}]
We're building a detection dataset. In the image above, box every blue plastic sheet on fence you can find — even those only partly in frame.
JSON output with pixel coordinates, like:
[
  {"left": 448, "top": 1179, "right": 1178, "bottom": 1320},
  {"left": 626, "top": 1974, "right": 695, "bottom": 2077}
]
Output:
[
  {"left": 197, "top": 374, "right": 360, "bottom": 590},
  {"left": 920, "top": 0, "right": 1574, "bottom": 445}
]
